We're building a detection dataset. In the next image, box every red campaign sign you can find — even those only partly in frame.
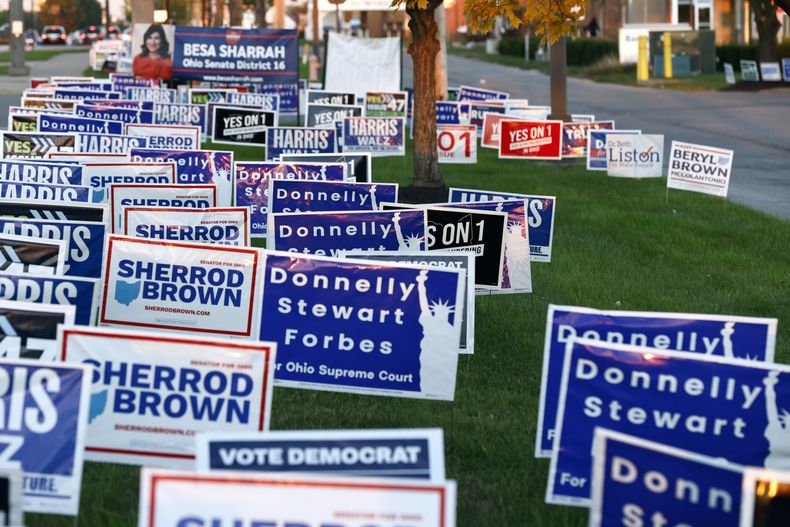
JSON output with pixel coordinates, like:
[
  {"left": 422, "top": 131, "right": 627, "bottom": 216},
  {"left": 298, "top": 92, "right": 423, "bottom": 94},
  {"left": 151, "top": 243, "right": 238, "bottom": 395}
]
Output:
[
  {"left": 499, "top": 120, "right": 563, "bottom": 160},
  {"left": 482, "top": 113, "right": 531, "bottom": 149}
]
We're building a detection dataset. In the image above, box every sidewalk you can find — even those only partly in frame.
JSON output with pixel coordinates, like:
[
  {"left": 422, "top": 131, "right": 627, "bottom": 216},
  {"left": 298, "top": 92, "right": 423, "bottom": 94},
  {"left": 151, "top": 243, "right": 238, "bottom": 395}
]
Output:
[{"left": 0, "top": 50, "right": 90, "bottom": 94}]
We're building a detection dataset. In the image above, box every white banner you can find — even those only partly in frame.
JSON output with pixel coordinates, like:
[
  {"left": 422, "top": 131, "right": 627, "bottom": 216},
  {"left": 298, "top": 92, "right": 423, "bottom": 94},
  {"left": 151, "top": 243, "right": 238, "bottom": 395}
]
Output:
[{"left": 324, "top": 33, "right": 401, "bottom": 97}]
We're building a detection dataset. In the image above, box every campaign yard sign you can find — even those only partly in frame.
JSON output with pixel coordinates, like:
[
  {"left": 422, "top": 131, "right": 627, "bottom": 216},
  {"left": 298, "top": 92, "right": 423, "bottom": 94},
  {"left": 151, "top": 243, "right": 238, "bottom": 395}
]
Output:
[
  {"left": 268, "top": 209, "right": 427, "bottom": 257},
  {"left": 591, "top": 429, "right": 744, "bottom": 527},
  {"left": 740, "top": 60, "right": 760, "bottom": 81},
  {"left": 305, "top": 90, "right": 356, "bottom": 106},
  {"left": 75, "top": 133, "right": 149, "bottom": 153},
  {"left": 0, "top": 132, "right": 76, "bottom": 159},
  {"left": 59, "top": 325, "right": 276, "bottom": 467},
  {"left": 235, "top": 161, "right": 347, "bottom": 237},
  {"left": 342, "top": 117, "right": 405, "bottom": 157},
  {"left": 187, "top": 88, "right": 232, "bottom": 105},
  {"left": 458, "top": 85, "right": 509, "bottom": 101},
  {"left": 365, "top": 91, "right": 409, "bottom": 118},
  {"left": 724, "top": 63, "right": 737, "bottom": 84},
  {"left": 606, "top": 134, "right": 664, "bottom": 179},
  {"left": 260, "top": 252, "right": 464, "bottom": 400},
  {"left": 760, "top": 62, "right": 782, "bottom": 81},
  {"left": 280, "top": 153, "right": 371, "bottom": 183},
  {"left": 739, "top": 467, "right": 790, "bottom": 526},
  {"left": 0, "top": 180, "right": 89, "bottom": 203},
  {"left": 226, "top": 92, "right": 280, "bottom": 111},
  {"left": 139, "top": 469, "right": 456, "bottom": 527},
  {"left": 266, "top": 127, "right": 337, "bottom": 159},
  {"left": 47, "top": 152, "right": 129, "bottom": 164},
  {"left": 536, "top": 305, "right": 778, "bottom": 458},
  {"left": 547, "top": 338, "right": 790, "bottom": 506},
  {"left": 212, "top": 106, "right": 276, "bottom": 148},
  {"left": 0, "top": 272, "right": 98, "bottom": 326},
  {"left": 0, "top": 300, "right": 75, "bottom": 361},
  {"left": 0, "top": 359, "right": 91, "bottom": 515},
  {"left": 481, "top": 113, "right": 529, "bottom": 150},
  {"left": 84, "top": 162, "right": 176, "bottom": 203},
  {"left": 75, "top": 105, "right": 154, "bottom": 125},
  {"left": 125, "top": 124, "right": 201, "bottom": 151},
  {"left": 100, "top": 236, "right": 261, "bottom": 338},
  {"left": 435, "top": 101, "right": 468, "bottom": 126},
  {"left": 562, "top": 121, "right": 615, "bottom": 159},
  {"left": 196, "top": 428, "right": 445, "bottom": 480},
  {"left": 783, "top": 58, "right": 790, "bottom": 81},
  {"left": 124, "top": 87, "right": 178, "bottom": 104},
  {"left": 587, "top": 129, "right": 641, "bottom": 171},
  {"left": 499, "top": 120, "right": 563, "bottom": 160},
  {"left": 0, "top": 198, "right": 108, "bottom": 224},
  {"left": 52, "top": 89, "right": 121, "bottom": 101},
  {"left": 124, "top": 207, "right": 250, "bottom": 246},
  {"left": 269, "top": 180, "right": 397, "bottom": 213},
  {"left": 306, "top": 103, "right": 363, "bottom": 129},
  {"left": 0, "top": 233, "right": 65, "bottom": 275},
  {"left": 667, "top": 140, "right": 734, "bottom": 198},
  {"left": 437, "top": 125, "right": 477, "bottom": 164},
  {"left": 152, "top": 103, "right": 207, "bottom": 133},
  {"left": 109, "top": 184, "right": 217, "bottom": 233},
  {"left": 37, "top": 113, "right": 123, "bottom": 136},
  {"left": 467, "top": 102, "right": 505, "bottom": 133},
  {"left": 0, "top": 160, "right": 83, "bottom": 186}
]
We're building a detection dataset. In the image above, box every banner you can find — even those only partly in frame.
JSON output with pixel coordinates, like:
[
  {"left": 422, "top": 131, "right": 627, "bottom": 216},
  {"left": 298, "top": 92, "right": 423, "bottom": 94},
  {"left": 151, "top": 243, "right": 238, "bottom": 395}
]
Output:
[
  {"left": 235, "top": 162, "right": 346, "bottom": 237},
  {"left": 266, "top": 127, "right": 337, "bottom": 159},
  {"left": 110, "top": 184, "right": 216, "bottom": 233},
  {"left": 0, "top": 160, "right": 82, "bottom": 186},
  {"left": 269, "top": 209, "right": 427, "bottom": 257},
  {"left": 269, "top": 180, "right": 397, "bottom": 213},
  {"left": 75, "top": 105, "right": 154, "bottom": 125},
  {"left": 437, "top": 125, "right": 477, "bottom": 164},
  {"left": 458, "top": 85, "right": 509, "bottom": 101},
  {"left": 536, "top": 304, "right": 778, "bottom": 458},
  {"left": 342, "top": 117, "right": 405, "bottom": 157},
  {"left": 37, "top": 113, "right": 123, "bottom": 136},
  {"left": 139, "top": 469, "right": 455, "bottom": 527},
  {"left": 739, "top": 467, "right": 790, "bottom": 526},
  {"left": 499, "top": 120, "right": 563, "bottom": 160},
  {"left": 0, "top": 180, "right": 90, "bottom": 203},
  {"left": 196, "top": 428, "right": 445, "bottom": 480},
  {"left": 172, "top": 27, "right": 298, "bottom": 84},
  {"left": 0, "top": 198, "right": 108, "bottom": 224},
  {"left": 667, "top": 140, "right": 734, "bottom": 198},
  {"left": 59, "top": 325, "right": 276, "bottom": 467},
  {"left": 100, "top": 236, "right": 261, "bottom": 337},
  {"left": 0, "top": 233, "right": 65, "bottom": 275},
  {"left": 76, "top": 133, "right": 149, "bottom": 153},
  {"left": 84, "top": 162, "right": 176, "bottom": 203},
  {"left": 260, "top": 252, "right": 463, "bottom": 400},
  {"left": 587, "top": 129, "right": 641, "bottom": 171},
  {"left": 606, "top": 134, "right": 664, "bottom": 178},
  {"left": 280, "top": 153, "right": 371, "bottom": 183},
  {"left": 152, "top": 103, "right": 207, "bottom": 133},
  {"left": 211, "top": 106, "right": 276, "bottom": 147},
  {"left": 125, "top": 124, "right": 201, "bottom": 150},
  {"left": 0, "top": 217, "right": 106, "bottom": 278},
  {"left": 591, "top": 429, "right": 743, "bottom": 527},
  {"left": 365, "top": 91, "right": 408, "bottom": 118},
  {"left": 548, "top": 338, "right": 790, "bottom": 505},
  {"left": 306, "top": 104, "right": 363, "bottom": 129},
  {"left": 0, "top": 300, "right": 75, "bottom": 361},
  {"left": 0, "top": 132, "right": 76, "bottom": 159},
  {"left": 124, "top": 207, "right": 250, "bottom": 246},
  {"left": 323, "top": 33, "right": 401, "bottom": 96}
]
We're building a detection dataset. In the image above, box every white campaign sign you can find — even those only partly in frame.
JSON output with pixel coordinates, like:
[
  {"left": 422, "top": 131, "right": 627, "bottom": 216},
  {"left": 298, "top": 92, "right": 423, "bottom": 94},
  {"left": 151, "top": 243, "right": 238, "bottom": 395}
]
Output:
[
  {"left": 606, "top": 134, "right": 664, "bottom": 178},
  {"left": 109, "top": 184, "right": 217, "bottom": 233},
  {"left": 138, "top": 469, "right": 456, "bottom": 527},
  {"left": 124, "top": 124, "right": 201, "bottom": 151},
  {"left": 83, "top": 162, "right": 176, "bottom": 203},
  {"left": 59, "top": 325, "right": 276, "bottom": 467},
  {"left": 437, "top": 125, "right": 477, "bottom": 164},
  {"left": 124, "top": 207, "right": 250, "bottom": 246},
  {"left": 667, "top": 140, "right": 734, "bottom": 198},
  {"left": 100, "top": 235, "right": 262, "bottom": 338}
]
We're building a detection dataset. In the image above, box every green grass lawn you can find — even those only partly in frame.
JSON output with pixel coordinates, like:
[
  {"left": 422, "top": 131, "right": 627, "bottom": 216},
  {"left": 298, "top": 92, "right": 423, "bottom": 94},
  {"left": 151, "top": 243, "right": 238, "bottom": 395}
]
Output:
[{"left": 27, "top": 140, "right": 790, "bottom": 526}]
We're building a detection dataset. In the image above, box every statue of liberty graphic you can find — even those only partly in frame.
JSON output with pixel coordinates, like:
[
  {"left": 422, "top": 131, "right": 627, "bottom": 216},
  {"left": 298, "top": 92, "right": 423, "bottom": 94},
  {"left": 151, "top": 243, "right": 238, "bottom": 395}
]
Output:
[
  {"left": 496, "top": 202, "right": 531, "bottom": 290},
  {"left": 416, "top": 269, "right": 459, "bottom": 396},
  {"left": 392, "top": 211, "right": 423, "bottom": 250},
  {"left": 763, "top": 371, "right": 790, "bottom": 469},
  {"left": 718, "top": 322, "right": 735, "bottom": 359},
  {"left": 368, "top": 184, "right": 379, "bottom": 210}
]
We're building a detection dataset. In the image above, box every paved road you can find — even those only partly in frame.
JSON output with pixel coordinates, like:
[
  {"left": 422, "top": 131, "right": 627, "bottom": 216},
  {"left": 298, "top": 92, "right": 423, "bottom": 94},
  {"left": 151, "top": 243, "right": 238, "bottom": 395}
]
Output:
[{"left": 406, "top": 54, "right": 790, "bottom": 221}]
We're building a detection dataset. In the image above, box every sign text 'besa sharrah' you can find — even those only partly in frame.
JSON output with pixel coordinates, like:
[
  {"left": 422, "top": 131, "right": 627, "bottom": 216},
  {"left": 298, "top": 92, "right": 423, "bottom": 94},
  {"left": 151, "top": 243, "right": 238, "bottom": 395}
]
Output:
[
  {"left": 547, "top": 338, "right": 790, "bottom": 506},
  {"left": 260, "top": 252, "right": 464, "bottom": 400},
  {"left": 100, "top": 236, "right": 261, "bottom": 338},
  {"left": 268, "top": 180, "right": 398, "bottom": 214},
  {"left": 124, "top": 207, "right": 250, "bottom": 246},
  {"left": 536, "top": 304, "right": 778, "bottom": 458},
  {"left": 59, "top": 325, "right": 276, "bottom": 468}
]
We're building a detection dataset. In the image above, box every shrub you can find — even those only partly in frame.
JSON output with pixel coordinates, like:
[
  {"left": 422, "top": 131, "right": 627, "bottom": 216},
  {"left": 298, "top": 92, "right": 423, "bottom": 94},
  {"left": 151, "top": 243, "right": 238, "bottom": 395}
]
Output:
[
  {"left": 715, "top": 44, "right": 758, "bottom": 71},
  {"left": 565, "top": 39, "right": 618, "bottom": 66}
]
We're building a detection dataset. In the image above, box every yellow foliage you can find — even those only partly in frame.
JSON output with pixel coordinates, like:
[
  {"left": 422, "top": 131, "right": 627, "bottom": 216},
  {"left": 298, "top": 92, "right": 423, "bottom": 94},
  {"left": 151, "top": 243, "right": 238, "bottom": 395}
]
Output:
[{"left": 463, "top": 0, "right": 587, "bottom": 44}]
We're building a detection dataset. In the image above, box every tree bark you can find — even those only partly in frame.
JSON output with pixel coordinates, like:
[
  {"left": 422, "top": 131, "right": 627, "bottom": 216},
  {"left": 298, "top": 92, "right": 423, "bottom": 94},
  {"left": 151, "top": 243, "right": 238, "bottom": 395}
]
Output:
[
  {"left": 407, "top": 1, "right": 442, "bottom": 189},
  {"left": 255, "top": 0, "right": 267, "bottom": 28},
  {"left": 752, "top": 0, "right": 780, "bottom": 63},
  {"left": 229, "top": 0, "right": 243, "bottom": 26}
]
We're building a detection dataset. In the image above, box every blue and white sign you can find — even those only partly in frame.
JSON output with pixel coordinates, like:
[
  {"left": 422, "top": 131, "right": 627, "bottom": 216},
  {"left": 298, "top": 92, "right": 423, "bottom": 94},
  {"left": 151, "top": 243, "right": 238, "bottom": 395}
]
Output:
[
  {"left": 83, "top": 162, "right": 175, "bottom": 203},
  {"left": 125, "top": 124, "right": 201, "bottom": 151},
  {"left": 448, "top": 187, "right": 556, "bottom": 262},
  {"left": 124, "top": 207, "right": 250, "bottom": 246},
  {"left": 0, "top": 359, "right": 91, "bottom": 515},
  {"left": 536, "top": 305, "right": 778, "bottom": 457},
  {"left": 235, "top": 162, "right": 347, "bottom": 237},
  {"left": 76, "top": 132, "right": 149, "bottom": 153},
  {"left": 269, "top": 209, "right": 427, "bottom": 257},
  {"left": 124, "top": 87, "right": 177, "bottom": 103},
  {"left": 83, "top": 100, "right": 155, "bottom": 111},
  {"left": 458, "top": 85, "right": 509, "bottom": 101},
  {"left": 548, "top": 338, "right": 790, "bottom": 505},
  {"left": 267, "top": 127, "right": 337, "bottom": 159},
  {"left": 75, "top": 105, "right": 154, "bottom": 125},
  {"left": 783, "top": 58, "right": 790, "bottom": 81},
  {"left": 259, "top": 82, "right": 297, "bottom": 114},
  {"left": 37, "top": 113, "right": 123, "bottom": 135},
  {"left": 260, "top": 252, "right": 463, "bottom": 400},
  {"left": 227, "top": 92, "right": 279, "bottom": 111},
  {"left": 269, "top": 180, "right": 397, "bottom": 213},
  {"left": 54, "top": 89, "right": 120, "bottom": 100},
  {"left": 739, "top": 467, "right": 790, "bottom": 527},
  {"left": 590, "top": 429, "right": 743, "bottom": 527},
  {"left": 109, "top": 184, "right": 216, "bottom": 233},
  {"left": 468, "top": 102, "right": 505, "bottom": 132},
  {"left": 0, "top": 198, "right": 108, "bottom": 224},
  {"left": 0, "top": 160, "right": 83, "bottom": 186},
  {"left": 435, "top": 102, "right": 469, "bottom": 126},
  {"left": 0, "top": 271, "right": 98, "bottom": 325},
  {"left": 0, "top": 180, "right": 90, "bottom": 203},
  {"left": 196, "top": 429, "right": 445, "bottom": 480},
  {"left": 587, "top": 129, "right": 641, "bottom": 171},
  {"left": 342, "top": 117, "right": 405, "bottom": 157},
  {"left": 153, "top": 103, "right": 208, "bottom": 133}
]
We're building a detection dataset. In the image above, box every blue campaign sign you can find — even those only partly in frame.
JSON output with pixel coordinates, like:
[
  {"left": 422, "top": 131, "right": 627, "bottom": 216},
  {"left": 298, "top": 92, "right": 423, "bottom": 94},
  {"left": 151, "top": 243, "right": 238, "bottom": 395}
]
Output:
[
  {"left": 75, "top": 105, "right": 154, "bottom": 125},
  {"left": 468, "top": 103, "right": 505, "bottom": 132},
  {"left": 591, "top": 429, "right": 743, "bottom": 527},
  {"left": 54, "top": 89, "right": 121, "bottom": 100},
  {"left": 0, "top": 217, "right": 105, "bottom": 278},
  {"left": 587, "top": 129, "right": 641, "bottom": 171},
  {"left": 153, "top": 103, "right": 208, "bottom": 133},
  {"left": 76, "top": 132, "right": 149, "bottom": 153},
  {"left": 124, "top": 87, "right": 177, "bottom": 103},
  {"left": 267, "top": 127, "right": 337, "bottom": 159},
  {"left": 172, "top": 27, "right": 298, "bottom": 85},
  {"left": 259, "top": 252, "right": 464, "bottom": 400},
  {"left": 448, "top": 187, "right": 556, "bottom": 262},
  {"left": 268, "top": 209, "right": 427, "bottom": 257},
  {"left": 342, "top": 117, "right": 405, "bottom": 156},
  {"left": 196, "top": 429, "right": 446, "bottom": 480},
  {"left": 0, "top": 180, "right": 90, "bottom": 203},
  {"left": 458, "top": 85, "right": 509, "bottom": 101},
  {"left": 235, "top": 162, "right": 347, "bottom": 237},
  {"left": 783, "top": 58, "right": 790, "bottom": 81},
  {"left": 269, "top": 180, "right": 398, "bottom": 214},
  {"left": 258, "top": 83, "right": 297, "bottom": 114},
  {"left": 83, "top": 100, "right": 155, "bottom": 111},
  {"left": 537, "top": 305, "right": 778, "bottom": 458},
  {"left": 547, "top": 338, "right": 790, "bottom": 505},
  {"left": 0, "top": 272, "right": 98, "bottom": 325},
  {"left": 37, "top": 113, "right": 124, "bottom": 135},
  {"left": 0, "top": 359, "right": 90, "bottom": 515},
  {"left": 436, "top": 102, "right": 463, "bottom": 125},
  {"left": 0, "top": 160, "right": 84, "bottom": 185}
]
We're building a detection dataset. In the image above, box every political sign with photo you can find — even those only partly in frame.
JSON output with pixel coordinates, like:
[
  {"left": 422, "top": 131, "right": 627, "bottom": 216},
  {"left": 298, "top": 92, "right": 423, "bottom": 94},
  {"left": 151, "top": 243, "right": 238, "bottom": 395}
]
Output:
[
  {"left": 0, "top": 300, "right": 75, "bottom": 361},
  {"left": 59, "top": 325, "right": 276, "bottom": 467},
  {"left": 499, "top": 120, "right": 563, "bottom": 160},
  {"left": 37, "top": 113, "right": 124, "bottom": 136},
  {"left": 75, "top": 105, "right": 154, "bottom": 125},
  {"left": 305, "top": 90, "right": 356, "bottom": 106},
  {"left": 562, "top": 121, "right": 614, "bottom": 159},
  {"left": 0, "top": 233, "right": 66, "bottom": 275},
  {"left": 124, "top": 207, "right": 250, "bottom": 246},
  {"left": 130, "top": 23, "right": 176, "bottom": 80},
  {"left": 739, "top": 467, "right": 790, "bottom": 527},
  {"left": 342, "top": 117, "right": 405, "bottom": 156},
  {"left": 0, "top": 359, "right": 91, "bottom": 515},
  {"left": 0, "top": 132, "right": 76, "bottom": 159},
  {"left": 100, "top": 236, "right": 261, "bottom": 338},
  {"left": 0, "top": 271, "right": 98, "bottom": 325},
  {"left": 587, "top": 129, "right": 641, "bottom": 171},
  {"left": 306, "top": 104, "right": 363, "bottom": 129},
  {"left": 266, "top": 127, "right": 337, "bottom": 159},
  {"left": 437, "top": 125, "right": 477, "bottom": 164},
  {"left": 211, "top": 106, "right": 276, "bottom": 147},
  {"left": 83, "top": 162, "right": 176, "bottom": 203},
  {"left": 279, "top": 153, "right": 371, "bottom": 183},
  {"left": 125, "top": 124, "right": 201, "bottom": 151},
  {"left": 458, "top": 85, "right": 509, "bottom": 101},
  {"left": 269, "top": 180, "right": 397, "bottom": 213},
  {"left": 259, "top": 251, "right": 464, "bottom": 400},
  {"left": 110, "top": 184, "right": 217, "bottom": 233},
  {"left": 590, "top": 429, "right": 744, "bottom": 527},
  {"left": 365, "top": 91, "right": 409, "bottom": 118},
  {"left": 547, "top": 338, "right": 790, "bottom": 505},
  {"left": 0, "top": 180, "right": 90, "bottom": 203},
  {"left": 152, "top": 103, "right": 207, "bottom": 133},
  {"left": 0, "top": 159, "right": 83, "bottom": 186},
  {"left": 667, "top": 140, "right": 734, "bottom": 198},
  {"left": 138, "top": 469, "right": 456, "bottom": 527},
  {"left": 535, "top": 304, "right": 778, "bottom": 457},
  {"left": 196, "top": 428, "right": 445, "bottom": 480},
  {"left": 75, "top": 133, "right": 149, "bottom": 154},
  {"left": 0, "top": 198, "right": 108, "bottom": 224},
  {"left": 235, "top": 161, "right": 347, "bottom": 237},
  {"left": 606, "top": 134, "right": 664, "bottom": 178},
  {"left": 268, "top": 209, "right": 427, "bottom": 257}
]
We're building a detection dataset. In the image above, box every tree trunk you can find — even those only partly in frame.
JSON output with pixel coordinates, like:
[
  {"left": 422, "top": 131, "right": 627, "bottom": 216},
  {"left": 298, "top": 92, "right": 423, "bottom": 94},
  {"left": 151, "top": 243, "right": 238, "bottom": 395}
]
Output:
[
  {"left": 752, "top": 0, "right": 780, "bottom": 63},
  {"left": 255, "top": 0, "right": 267, "bottom": 28},
  {"left": 407, "top": 1, "right": 442, "bottom": 189},
  {"left": 229, "top": 0, "right": 243, "bottom": 26}
]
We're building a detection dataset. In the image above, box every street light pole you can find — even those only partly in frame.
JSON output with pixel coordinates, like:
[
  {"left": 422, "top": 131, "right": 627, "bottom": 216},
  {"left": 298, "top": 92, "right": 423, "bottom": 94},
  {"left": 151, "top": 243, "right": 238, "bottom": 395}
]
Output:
[{"left": 9, "top": 0, "right": 28, "bottom": 76}]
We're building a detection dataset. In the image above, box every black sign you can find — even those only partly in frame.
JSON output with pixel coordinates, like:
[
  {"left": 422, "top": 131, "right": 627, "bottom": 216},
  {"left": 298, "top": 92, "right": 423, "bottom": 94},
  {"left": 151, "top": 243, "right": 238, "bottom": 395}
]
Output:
[
  {"left": 8, "top": 114, "right": 38, "bottom": 133},
  {"left": 279, "top": 153, "right": 371, "bottom": 183},
  {"left": 0, "top": 469, "right": 22, "bottom": 526},
  {"left": 0, "top": 132, "right": 76, "bottom": 159},
  {"left": 306, "top": 104, "right": 363, "bottom": 128},
  {"left": 0, "top": 234, "right": 64, "bottom": 275},
  {"left": 0, "top": 300, "right": 74, "bottom": 361},
  {"left": 305, "top": 90, "right": 356, "bottom": 106},
  {"left": 0, "top": 198, "right": 108, "bottom": 223},
  {"left": 212, "top": 106, "right": 275, "bottom": 147}
]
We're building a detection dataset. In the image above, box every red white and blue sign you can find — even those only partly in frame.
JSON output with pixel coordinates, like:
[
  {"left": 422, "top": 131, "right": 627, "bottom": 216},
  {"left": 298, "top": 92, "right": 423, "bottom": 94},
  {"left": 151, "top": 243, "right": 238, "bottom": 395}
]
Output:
[
  {"left": 269, "top": 180, "right": 397, "bottom": 214},
  {"left": 342, "top": 117, "right": 405, "bottom": 157}
]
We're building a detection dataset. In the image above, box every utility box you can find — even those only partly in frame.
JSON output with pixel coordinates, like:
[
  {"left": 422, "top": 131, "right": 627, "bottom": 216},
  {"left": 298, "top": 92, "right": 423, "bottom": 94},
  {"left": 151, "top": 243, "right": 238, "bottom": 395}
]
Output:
[{"left": 648, "top": 30, "right": 716, "bottom": 76}]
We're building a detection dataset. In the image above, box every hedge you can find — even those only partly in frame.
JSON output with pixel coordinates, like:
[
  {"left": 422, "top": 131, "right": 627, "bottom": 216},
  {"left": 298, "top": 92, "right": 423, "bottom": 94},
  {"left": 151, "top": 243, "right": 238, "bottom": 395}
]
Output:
[
  {"left": 497, "top": 35, "right": 618, "bottom": 66},
  {"left": 716, "top": 41, "right": 790, "bottom": 71}
]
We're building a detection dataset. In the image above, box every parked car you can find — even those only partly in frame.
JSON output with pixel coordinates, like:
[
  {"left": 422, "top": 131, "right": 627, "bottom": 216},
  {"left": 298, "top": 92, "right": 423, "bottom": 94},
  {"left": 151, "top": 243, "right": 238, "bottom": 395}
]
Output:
[
  {"left": 41, "top": 25, "right": 67, "bottom": 45},
  {"left": 82, "top": 25, "right": 101, "bottom": 43},
  {"left": 105, "top": 25, "right": 120, "bottom": 39}
]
